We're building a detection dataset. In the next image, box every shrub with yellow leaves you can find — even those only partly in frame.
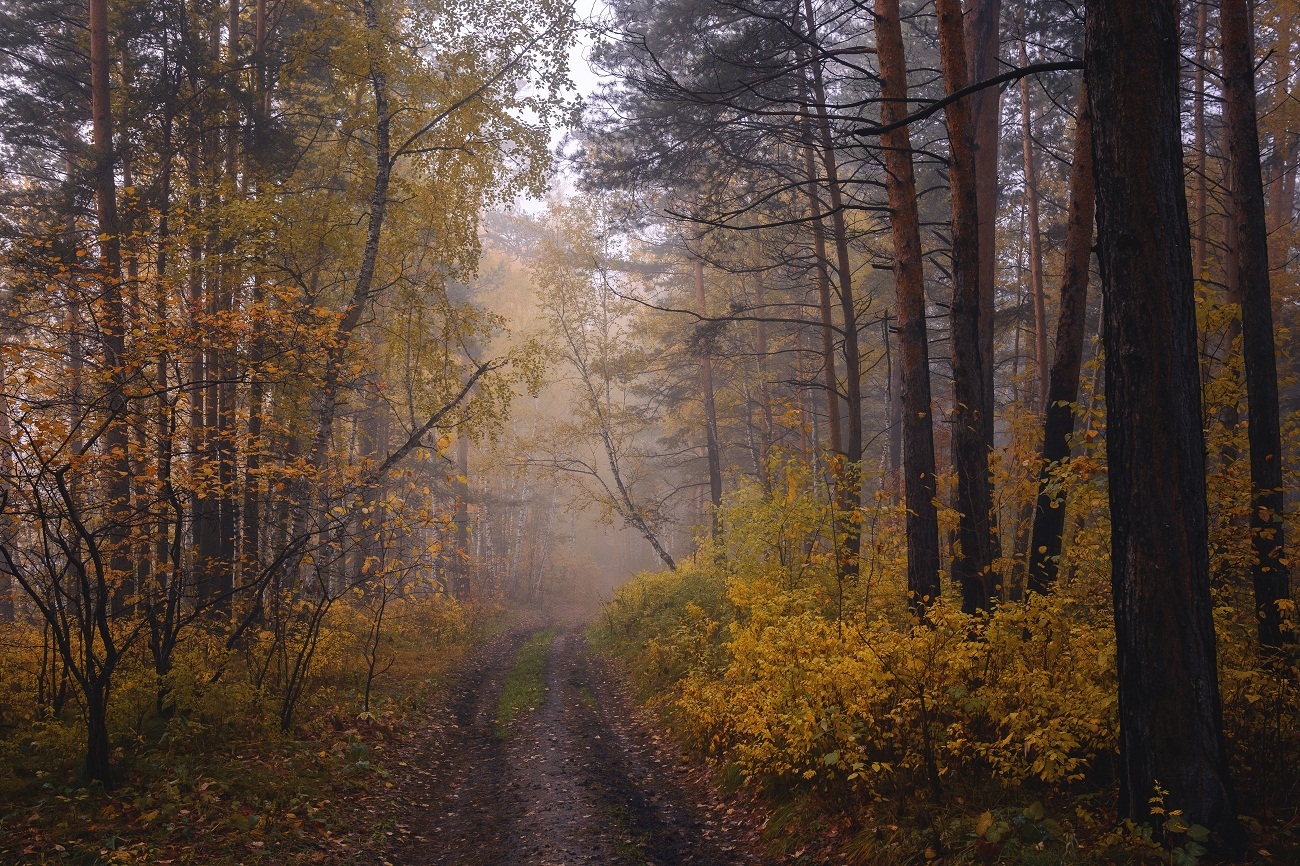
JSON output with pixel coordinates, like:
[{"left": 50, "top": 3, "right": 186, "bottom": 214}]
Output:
[{"left": 595, "top": 443, "right": 1300, "bottom": 862}]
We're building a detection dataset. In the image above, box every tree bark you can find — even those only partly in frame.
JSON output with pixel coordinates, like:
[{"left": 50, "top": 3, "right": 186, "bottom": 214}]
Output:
[
  {"left": 1018, "top": 33, "right": 1049, "bottom": 410},
  {"left": 965, "top": 0, "right": 1001, "bottom": 433},
  {"left": 1266, "top": 10, "right": 1295, "bottom": 246},
  {"left": 937, "top": 0, "right": 996, "bottom": 613},
  {"left": 802, "top": 0, "right": 863, "bottom": 479},
  {"left": 1085, "top": 0, "right": 1243, "bottom": 849},
  {"left": 874, "top": 0, "right": 942, "bottom": 610},
  {"left": 798, "top": 115, "right": 845, "bottom": 457},
  {"left": 84, "top": 678, "right": 112, "bottom": 784},
  {"left": 752, "top": 277, "right": 774, "bottom": 487},
  {"left": 453, "top": 433, "right": 471, "bottom": 598},
  {"left": 694, "top": 260, "right": 724, "bottom": 533},
  {"left": 884, "top": 311, "right": 902, "bottom": 494},
  {"left": 1192, "top": 0, "right": 1210, "bottom": 277},
  {"left": 89, "top": 0, "right": 133, "bottom": 620},
  {"left": 1027, "top": 83, "right": 1094, "bottom": 594},
  {"left": 0, "top": 344, "right": 12, "bottom": 622},
  {"left": 1222, "top": 0, "right": 1291, "bottom": 649}
]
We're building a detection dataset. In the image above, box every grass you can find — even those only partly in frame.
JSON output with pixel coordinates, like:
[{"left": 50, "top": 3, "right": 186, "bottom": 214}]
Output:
[{"left": 494, "top": 628, "right": 558, "bottom": 737}]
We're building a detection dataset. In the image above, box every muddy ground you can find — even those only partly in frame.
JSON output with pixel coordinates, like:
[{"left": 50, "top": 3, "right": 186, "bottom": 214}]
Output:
[{"left": 358, "top": 615, "right": 776, "bottom": 866}]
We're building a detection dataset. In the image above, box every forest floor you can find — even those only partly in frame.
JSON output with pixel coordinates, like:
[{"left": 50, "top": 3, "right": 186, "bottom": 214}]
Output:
[{"left": 340, "top": 608, "right": 779, "bottom": 866}]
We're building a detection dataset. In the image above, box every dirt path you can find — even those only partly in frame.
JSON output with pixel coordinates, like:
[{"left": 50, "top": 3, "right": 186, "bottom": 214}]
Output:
[{"left": 385, "top": 618, "right": 774, "bottom": 866}]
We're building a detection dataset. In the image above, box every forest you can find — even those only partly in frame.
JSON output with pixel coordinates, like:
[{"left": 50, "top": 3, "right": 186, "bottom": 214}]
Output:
[{"left": 0, "top": 0, "right": 1296, "bottom": 863}]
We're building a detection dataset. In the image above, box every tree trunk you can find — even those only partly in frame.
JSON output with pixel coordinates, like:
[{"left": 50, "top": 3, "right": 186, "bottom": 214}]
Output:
[
  {"left": 213, "top": 0, "right": 242, "bottom": 611},
  {"left": 1027, "top": 83, "right": 1094, "bottom": 594},
  {"left": 884, "top": 312, "right": 902, "bottom": 498},
  {"left": 798, "top": 122, "right": 845, "bottom": 457},
  {"left": 874, "top": 0, "right": 942, "bottom": 610},
  {"left": 752, "top": 277, "right": 773, "bottom": 483},
  {"left": 453, "top": 433, "right": 471, "bottom": 598},
  {"left": 243, "top": 0, "right": 270, "bottom": 599},
  {"left": 800, "top": 3, "right": 864, "bottom": 584},
  {"left": 694, "top": 260, "right": 724, "bottom": 533},
  {"left": 937, "top": 0, "right": 996, "bottom": 613},
  {"left": 802, "top": 0, "right": 863, "bottom": 481},
  {"left": 186, "top": 142, "right": 211, "bottom": 599},
  {"left": 0, "top": 344, "right": 12, "bottom": 622},
  {"left": 1222, "top": 0, "right": 1291, "bottom": 649},
  {"left": 1085, "top": 0, "right": 1243, "bottom": 850},
  {"left": 1192, "top": 0, "right": 1210, "bottom": 277},
  {"left": 84, "top": 678, "right": 112, "bottom": 784},
  {"left": 965, "top": 0, "right": 1001, "bottom": 433},
  {"left": 1018, "top": 33, "right": 1049, "bottom": 410},
  {"left": 1266, "top": 10, "right": 1295, "bottom": 250},
  {"left": 89, "top": 0, "right": 133, "bottom": 610}
]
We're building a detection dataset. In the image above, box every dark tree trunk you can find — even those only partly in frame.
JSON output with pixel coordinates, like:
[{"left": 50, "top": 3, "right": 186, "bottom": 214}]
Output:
[
  {"left": 1192, "top": 0, "right": 1210, "bottom": 277},
  {"left": 937, "top": 0, "right": 996, "bottom": 613},
  {"left": 752, "top": 278, "right": 773, "bottom": 487},
  {"left": 453, "top": 434, "right": 471, "bottom": 598},
  {"left": 187, "top": 143, "right": 210, "bottom": 598},
  {"left": 1266, "top": 9, "right": 1293, "bottom": 243},
  {"left": 84, "top": 679, "right": 112, "bottom": 784},
  {"left": 875, "top": 0, "right": 942, "bottom": 610},
  {"left": 801, "top": 0, "right": 865, "bottom": 582},
  {"left": 89, "top": 0, "right": 133, "bottom": 605},
  {"left": 799, "top": 116, "right": 844, "bottom": 457},
  {"left": 802, "top": 0, "right": 863, "bottom": 478},
  {"left": 1027, "top": 83, "right": 1094, "bottom": 594},
  {"left": 884, "top": 312, "right": 902, "bottom": 495},
  {"left": 965, "top": 0, "right": 1001, "bottom": 434},
  {"left": 694, "top": 260, "right": 724, "bottom": 532},
  {"left": 0, "top": 346, "right": 11, "bottom": 622},
  {"left": 1085, "top": 0, "right": 1244, "bottom": 850},
  {"left": 1018, "top": 32, "right": 1049, "bottom": 410},
  {"left": 1222, "top": 0, "right": 1291, "bottom": 649}
]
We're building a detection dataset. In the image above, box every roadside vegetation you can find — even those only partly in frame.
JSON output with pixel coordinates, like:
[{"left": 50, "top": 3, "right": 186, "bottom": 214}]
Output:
[
  {"left": 0, "top": 596, "right": 492, "bottom": 863},
  {"left": 594, "top": 447, "right": 1300, "bottom": 865}
]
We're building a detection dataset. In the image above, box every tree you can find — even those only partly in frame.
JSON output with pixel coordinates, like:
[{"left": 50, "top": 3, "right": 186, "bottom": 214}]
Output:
[
  {"left": 936, "top": 0, "right": 997, "bottom": 613},
  {"left": 531, "top": 199, "right": 679, "bottom": 570},
  {"left": 1085, "top": 0, "right": 1244, "bottom": 848},
  {"left": 1027, "top": 82, "right": 1094, "bottom": 594},
  {"left": 872, "top": 0, "right": 941, "bottom": 610},
  {"left": 1222, "top": 0, "right": 1292, "bottom": 649}
]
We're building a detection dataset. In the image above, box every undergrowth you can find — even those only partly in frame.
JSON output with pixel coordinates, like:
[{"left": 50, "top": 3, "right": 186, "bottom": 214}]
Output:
[
  {"left": 591, "top": 449, "right": 1300, "bottom": 865},
  {"left": 0, "top": 594, "right": 494, "bottom": 864}
]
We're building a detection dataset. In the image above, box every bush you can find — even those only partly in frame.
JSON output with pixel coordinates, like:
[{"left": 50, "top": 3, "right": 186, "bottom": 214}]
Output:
[{"left": 594, "top": 452, "right": 1300, "bottom": 862}]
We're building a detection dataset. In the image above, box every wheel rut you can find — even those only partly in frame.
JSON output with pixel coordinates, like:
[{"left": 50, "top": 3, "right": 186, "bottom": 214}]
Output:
[{"left": 390, "top": 620, "right": 771, "bottom": 866}]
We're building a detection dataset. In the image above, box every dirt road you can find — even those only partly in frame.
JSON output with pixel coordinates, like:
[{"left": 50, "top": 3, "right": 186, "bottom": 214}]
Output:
[{"left": 385, "top": 619, "right": 772, "bottom": 866}]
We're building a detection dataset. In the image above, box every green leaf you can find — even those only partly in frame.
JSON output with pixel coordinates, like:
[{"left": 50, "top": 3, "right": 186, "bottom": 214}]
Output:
[
  {"left": 823, "top": 751, "right": 839, "bottom": 765},
  {"left": 1023, "top": 801, "right": 1045, "bottom": 822},
  {"left": 1185, "top": 824, "right": 1210, "bottom": 843}
]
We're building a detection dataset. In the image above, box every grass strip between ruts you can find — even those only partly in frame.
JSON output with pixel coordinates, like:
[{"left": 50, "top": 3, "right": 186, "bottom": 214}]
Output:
[{"left": 495, "top": 627, "right": 558, "bottom": 737}]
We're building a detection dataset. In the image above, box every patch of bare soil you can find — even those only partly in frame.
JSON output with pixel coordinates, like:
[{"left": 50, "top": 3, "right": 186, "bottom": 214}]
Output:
[{"left": 351, "top": 616, "right": 776, "bottom": 866}]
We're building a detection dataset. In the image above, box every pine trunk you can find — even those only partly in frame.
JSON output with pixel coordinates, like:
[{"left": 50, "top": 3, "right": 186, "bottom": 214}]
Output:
[
  {"left": 694, "top": 260, "right": 724, "bottom": 530},
  {"left": 1018, "top": 34, "right": 1049, "bottom": 410},
  {"left": 1222, "top": 0, "right": 1291, "bottom": 648},
  {"left": 1085, "top": 0, "right": 1244, "bottom": 849},
  {"left": 1027, "top": 84, "right": 1094, "bottom": 594},
  {"left": 965, "top": 0, "right": 1001, "bottom": 433},
  {"left": 874, "top": 0, "right": 942, "bottom": 610},
  {"left": 937, "top": 0, "right": 996, "bottom": 612}
]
